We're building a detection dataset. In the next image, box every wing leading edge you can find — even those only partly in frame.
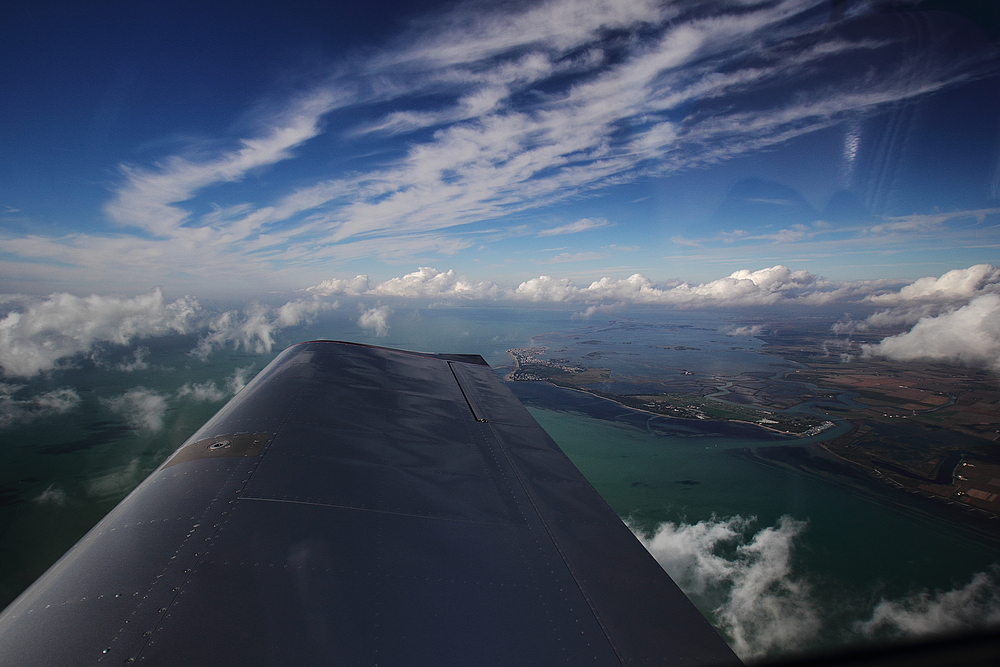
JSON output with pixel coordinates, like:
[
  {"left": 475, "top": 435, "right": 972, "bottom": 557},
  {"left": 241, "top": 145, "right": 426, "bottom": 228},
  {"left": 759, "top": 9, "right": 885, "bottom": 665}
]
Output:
[{"left": 0, "top": 340, "right": 740, "bottom": 666}]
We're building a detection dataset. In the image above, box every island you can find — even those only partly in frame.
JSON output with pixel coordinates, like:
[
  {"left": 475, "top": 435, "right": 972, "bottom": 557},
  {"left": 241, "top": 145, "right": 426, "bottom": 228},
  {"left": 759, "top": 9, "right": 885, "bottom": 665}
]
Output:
[
  {"left": 505, "top": 346, "right": 833, "bottom": 436},
  {"left": 504, "top": 315, "right": 1000, "bottom": 527}
]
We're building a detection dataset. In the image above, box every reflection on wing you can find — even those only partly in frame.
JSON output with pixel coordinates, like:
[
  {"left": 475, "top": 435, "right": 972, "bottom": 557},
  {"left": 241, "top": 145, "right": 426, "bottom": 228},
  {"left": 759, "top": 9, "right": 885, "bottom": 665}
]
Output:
[{"left": 0, "top": 340, "right": 740, "bottom": 666}]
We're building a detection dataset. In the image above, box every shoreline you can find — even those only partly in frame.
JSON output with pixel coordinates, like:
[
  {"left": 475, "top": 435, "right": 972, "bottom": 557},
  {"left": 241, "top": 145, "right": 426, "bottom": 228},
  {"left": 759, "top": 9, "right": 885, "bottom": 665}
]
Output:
[{"left": 503, "top": 348, "right": 834, "bottom": 438}]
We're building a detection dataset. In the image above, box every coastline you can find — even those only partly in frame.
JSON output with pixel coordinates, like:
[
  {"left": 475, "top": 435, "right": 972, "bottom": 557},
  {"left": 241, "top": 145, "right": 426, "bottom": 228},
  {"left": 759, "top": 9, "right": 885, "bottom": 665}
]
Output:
[
  {"left": 504, "top": 344, "right": 999, "bottom": 539},
  {"left": 503, "top": 347, "right": 835, "bottom": 438}
]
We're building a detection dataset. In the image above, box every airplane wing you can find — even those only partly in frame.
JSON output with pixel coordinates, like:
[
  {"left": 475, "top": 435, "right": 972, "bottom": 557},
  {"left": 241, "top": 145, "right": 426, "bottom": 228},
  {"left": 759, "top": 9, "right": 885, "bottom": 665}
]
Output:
[{"left": 0, "top": 340, "right": 740, "bottom": 666}]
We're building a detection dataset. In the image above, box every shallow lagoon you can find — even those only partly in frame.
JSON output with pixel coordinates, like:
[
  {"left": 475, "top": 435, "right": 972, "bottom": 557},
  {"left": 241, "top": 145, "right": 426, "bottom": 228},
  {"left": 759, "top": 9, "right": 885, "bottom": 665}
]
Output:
[{"left": 1, "top": 303, "right": 997, "bottom": 657}]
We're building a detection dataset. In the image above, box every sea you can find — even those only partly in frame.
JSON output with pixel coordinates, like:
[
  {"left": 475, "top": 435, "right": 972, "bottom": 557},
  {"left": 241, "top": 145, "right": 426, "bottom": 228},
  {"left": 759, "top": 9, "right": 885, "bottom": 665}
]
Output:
[{"left": 1, "top": 302, "right": 997, "bottom": 661}]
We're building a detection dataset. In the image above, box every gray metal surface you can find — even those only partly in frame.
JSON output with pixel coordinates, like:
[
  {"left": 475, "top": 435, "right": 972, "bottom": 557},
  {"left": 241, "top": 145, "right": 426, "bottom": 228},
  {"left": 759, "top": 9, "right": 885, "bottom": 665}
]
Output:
[{"left": 0, "top": 340, "right": 740, "bottom": 666}]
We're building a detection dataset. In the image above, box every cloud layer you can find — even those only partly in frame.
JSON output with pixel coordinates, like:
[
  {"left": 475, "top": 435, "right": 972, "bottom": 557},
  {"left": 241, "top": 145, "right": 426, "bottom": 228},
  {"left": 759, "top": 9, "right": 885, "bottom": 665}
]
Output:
[{"left": 310, "top": 264, "right": 882, "bottom": 306}]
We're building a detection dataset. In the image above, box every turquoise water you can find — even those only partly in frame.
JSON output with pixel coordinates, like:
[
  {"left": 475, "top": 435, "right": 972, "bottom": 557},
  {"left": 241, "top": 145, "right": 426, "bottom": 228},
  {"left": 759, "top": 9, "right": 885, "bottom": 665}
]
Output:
[
  {"left": 1, "top": 303, "right": 997, "bottom": 658},
  {"left": 514, "top": 382, "right": 999, "bottom": 656}
]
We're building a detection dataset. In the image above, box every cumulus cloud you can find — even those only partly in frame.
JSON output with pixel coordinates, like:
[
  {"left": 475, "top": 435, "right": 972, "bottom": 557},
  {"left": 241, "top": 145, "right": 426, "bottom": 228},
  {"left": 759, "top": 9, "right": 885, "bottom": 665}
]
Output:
[
  {"left": 101, "top": 387, "right": 169, "bottom": 431},
  {"left": 573, "top": 303, "right": 621, "bottom": 319},
  {"left": 0, "top": 383, "right": 81, "bottom": 428},
  {"left": 115, "top": 346, "right": 150, "bottom": 372},
  {"left": 633, "top": 515, "right": 819, "bottom": 660},
  {"left": 514, "top": 274, "right": 582, "bottom": 301},
  {"left": 633, "top": 515, "right": 1000, "bottom": 661},
  {"left": 176, "top": 365, "right": 255, "bottom": 402},
  {"left": 304, "top": 264, "right": 1000, "bottom": 316},
  {"left": 831, "top": 316, "right": 867, "bottom": 334},
  {"left": 0, "top": 289, "right": 198, "bottom": 378},
  {"left": 191, "top": 297, "right": 333, "bottom": 360},
  {"left": 309, "top": 268, "right": 503, "bottom": 300},
  {"left": 863, "top": 265, "right": 1000, "bottom": 328},
  {"left": 306, "top": 275, "right": 372, "bottom": 296},
  {"left": 516, "top": 265, "right": 826, "bottom": 306},
  {"left": 726, "top": 325, "right": 765, "bottom": 337},
  {"left": 862, "top": 294, "right": 1000, "bottom": 371},
  {"left": 306, "top": 264, "right": 893, "bottom": 307},
  {"left": 868, "top": 265, "right": 1000, "bottom": 306},
  {"left": 176, "top": 380, "right": 226, "bottom": 402},
  {"left": 358, "top": 306, "right": 391, "bottom": 337},
  {"left": 226, "top": 365, "right": 254, "bottom": 395},
  {"left": 371, "top": 267, "right": 504, "bottom": 299},
  {"left": 858, "top": 567, "right": 1000, "bottom": 638}
]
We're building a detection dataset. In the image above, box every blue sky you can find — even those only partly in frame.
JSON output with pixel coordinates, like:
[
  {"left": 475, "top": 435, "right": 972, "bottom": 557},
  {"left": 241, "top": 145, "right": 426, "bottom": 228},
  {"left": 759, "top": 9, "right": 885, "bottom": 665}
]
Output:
[{"left": 2, "top": 0, "right": 999, "bottom": 298}]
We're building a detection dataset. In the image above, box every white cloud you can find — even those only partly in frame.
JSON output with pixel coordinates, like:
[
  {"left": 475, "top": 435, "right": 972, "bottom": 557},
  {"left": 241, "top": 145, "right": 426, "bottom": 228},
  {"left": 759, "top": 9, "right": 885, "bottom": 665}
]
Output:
[
  {"left": 358, "top": 305, "right": 391, "bottom": 337},
  {"left": 858, "top": 568, "right": 1000, "bottom": 638},
  {"left": 192, "top": 303, "right": 275, "bottom": 360},
  {"left": 6, "top": 0, "right": 982, "bottom": 285},
  {"left": 176, "top": 379, "right": 227, "bottom": 402},
  {"left": 633, "top": 515, "right": 1000, "bottom": 660},
  {"left": 305, "top": 264, "right": 891, "bottom": 307},
  {"left": 306, "top": 275, "right": 372, "bottom": 297},
  {"left": 868, "top": 264, "right": 1000, "bottom": 306},
  {"left": 537, "top": 217, "right": 610, "bottom": 237},
  {"left": 177, "top": 365, "right": 255, "bottom": 402},
  {"left": 0, "top": 289, "right": 198, "bottom": 378},
  {"left": 514, "top": 275, "right": 582, "bottom": 302},
  {"left": 862, "top": 264, "right": 1000, "bottom": 328},
  {"left": 226, "top": 365, "right": 254, "bottom": 395},
  {"left": 0, "top": 383, "right": 81, "bottom": 428},
  {"left": 370, "top": 267, "right": 504, "bottom": 299},
  {"left": 831, "top": 316, "right": 867, "bottom": 334},
  {"left": 115, "top": 346, "right": 150, "bottom": 372},
  {"left": 862, "top": 294, "right": 1000, "bottom": 371},
  {"left": 726, "top": 324, "right": 764, "bottom": 337},
  {"left": 104, "top": 91, "right": 342, "bottom": 237},
  {"left": 191, "top": 297, "right": 334, "bottom": 360},
  {"left": 516, "top": 265, "right": 825, "bottom": 306},
  {"left": 572, "top": 303, "right": 621, "bottom": 319},
  {"left": 101, "top": 387, "right": 169, "bottom": 431},
  {"left": 632, "top": 515, "right": 820, "bottom": 660}
]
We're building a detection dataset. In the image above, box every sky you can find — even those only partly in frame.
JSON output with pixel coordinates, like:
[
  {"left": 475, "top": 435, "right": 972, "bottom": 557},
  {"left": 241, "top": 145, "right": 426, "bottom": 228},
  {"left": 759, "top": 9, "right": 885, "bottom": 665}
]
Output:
[
  {"left": 2, "top": 0, "right": 999, "bottom": 300},
  {"left": 1, "top": 0, "right": 1000, "bottom": 379}
]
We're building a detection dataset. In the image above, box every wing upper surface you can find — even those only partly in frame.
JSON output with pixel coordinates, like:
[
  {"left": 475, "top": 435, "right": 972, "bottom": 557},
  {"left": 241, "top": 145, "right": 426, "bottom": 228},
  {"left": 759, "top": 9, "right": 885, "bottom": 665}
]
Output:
[{"left": 0, "top": 341, "right": 740, "bottom": 666}]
